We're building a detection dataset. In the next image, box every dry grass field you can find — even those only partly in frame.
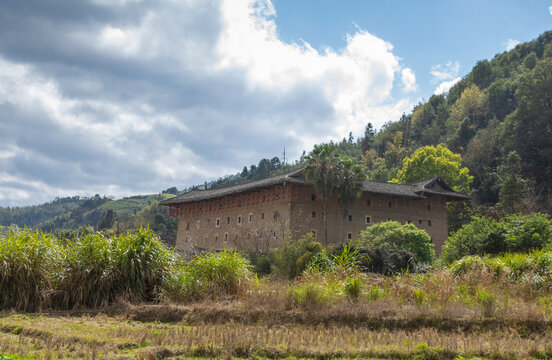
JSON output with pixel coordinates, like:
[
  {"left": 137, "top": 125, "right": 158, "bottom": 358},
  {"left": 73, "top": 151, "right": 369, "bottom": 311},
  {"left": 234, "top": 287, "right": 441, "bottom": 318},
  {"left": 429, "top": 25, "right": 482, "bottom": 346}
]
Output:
[{"left": 0, "top": 291, "right": 551, "bottom": 360}]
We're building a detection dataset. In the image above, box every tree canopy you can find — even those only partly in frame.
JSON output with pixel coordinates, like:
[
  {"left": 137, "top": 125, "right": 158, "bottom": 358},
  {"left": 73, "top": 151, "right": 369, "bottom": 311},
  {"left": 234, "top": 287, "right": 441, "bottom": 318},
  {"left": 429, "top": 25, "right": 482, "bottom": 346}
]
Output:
[{"left": 392, "top": 144, "right": 473, "bottom": 193}]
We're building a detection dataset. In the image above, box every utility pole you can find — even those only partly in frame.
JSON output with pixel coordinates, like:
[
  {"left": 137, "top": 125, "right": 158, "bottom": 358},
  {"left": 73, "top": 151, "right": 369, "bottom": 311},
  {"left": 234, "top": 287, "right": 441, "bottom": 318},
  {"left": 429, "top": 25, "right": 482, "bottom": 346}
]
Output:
[{"left": 282, "top": 147, "right": 286, "bottom": 166}]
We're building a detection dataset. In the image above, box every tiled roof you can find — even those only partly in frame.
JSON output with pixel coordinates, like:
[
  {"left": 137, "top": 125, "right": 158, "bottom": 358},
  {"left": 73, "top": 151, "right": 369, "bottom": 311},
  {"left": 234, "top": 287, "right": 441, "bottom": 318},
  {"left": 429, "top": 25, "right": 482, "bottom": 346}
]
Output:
[
  {"left": 161, "top": 169, "right": 469, "bottom": 205},
  {"left": 160, "top": 168, "right": 305, "bottom": 205}
]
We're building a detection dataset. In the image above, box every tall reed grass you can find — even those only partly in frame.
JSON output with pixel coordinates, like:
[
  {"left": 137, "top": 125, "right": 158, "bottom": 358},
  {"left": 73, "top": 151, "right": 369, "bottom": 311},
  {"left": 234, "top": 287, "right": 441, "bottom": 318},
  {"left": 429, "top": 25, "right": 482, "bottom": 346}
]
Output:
[
  {"left": 0, "top": 230, "right": 62, "bottom": 311},
  {"left": 162, "top": 251, "right": 252, "bottom": 302},
  {"left": 56, "top": 228, "right": 175, "bottom": 308}
]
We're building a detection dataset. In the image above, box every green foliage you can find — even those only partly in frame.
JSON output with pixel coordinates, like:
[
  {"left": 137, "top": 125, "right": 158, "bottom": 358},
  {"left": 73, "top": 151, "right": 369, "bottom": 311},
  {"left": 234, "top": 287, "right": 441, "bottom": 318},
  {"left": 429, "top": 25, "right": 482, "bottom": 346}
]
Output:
[
  {"left": 441, "top": 214, "right": 552, "bottom": 263},
  {"left": 57, "top": 228, "right": 175, "bottom": 308},
  {"left": 154, "top": 251, "right": 253, "bottom": 303},
  {"left": 0, "top": 230, "right": 62, "bottom": 311},
  {"left": 304, "top": 144, "right": 340, "bottom": 245},
  {"left": 335, "top": 155, "right": 366, "bottom": 221},
  {"left": 393, "top": 144, "right": 472, "bottom": 193},
  {"left": 187, "top": 251, "right": 252, "bottom": 297},
  {"left": 448, "top": 249, "right": 552, "bottom": 290},
  {"left": 357, "top": 221, "right": 435, "bottom": 263},
  {"left": 273, "top": 233, "right": 323, "bottom": 279},
  {"left": 497, "top": 151, "right": 526, "bottom": 214},
  {"left": 343, "top": 276, "right": 362, "bottom": 299}
]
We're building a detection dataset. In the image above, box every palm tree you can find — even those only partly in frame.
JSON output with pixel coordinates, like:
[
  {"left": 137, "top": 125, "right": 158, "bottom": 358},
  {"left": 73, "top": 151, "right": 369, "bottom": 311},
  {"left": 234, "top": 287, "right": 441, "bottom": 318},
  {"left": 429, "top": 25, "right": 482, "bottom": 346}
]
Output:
[
  {"left": 304, "top": 144, "right": 339, "bottom": 246},
  {"left": 335, "top": 156, "right": 367, "bottom": 241}
]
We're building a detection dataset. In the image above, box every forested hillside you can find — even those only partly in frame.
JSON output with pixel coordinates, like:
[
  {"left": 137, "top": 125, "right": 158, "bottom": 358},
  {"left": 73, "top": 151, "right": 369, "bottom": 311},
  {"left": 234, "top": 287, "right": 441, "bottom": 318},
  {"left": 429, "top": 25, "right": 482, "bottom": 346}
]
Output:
[{"left": 348, "top": 30, "right": 552, "bottom": 214}]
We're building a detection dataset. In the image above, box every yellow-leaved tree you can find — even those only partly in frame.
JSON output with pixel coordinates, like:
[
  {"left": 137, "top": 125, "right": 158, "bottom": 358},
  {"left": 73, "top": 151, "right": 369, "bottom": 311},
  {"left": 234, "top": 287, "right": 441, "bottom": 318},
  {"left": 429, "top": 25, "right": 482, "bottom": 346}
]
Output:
[
  {"left": 392, "top": 144, "right": 472, "bottom": 193},
  {"left": 392, "top": 144, "right": 473, "bottom": 232}
]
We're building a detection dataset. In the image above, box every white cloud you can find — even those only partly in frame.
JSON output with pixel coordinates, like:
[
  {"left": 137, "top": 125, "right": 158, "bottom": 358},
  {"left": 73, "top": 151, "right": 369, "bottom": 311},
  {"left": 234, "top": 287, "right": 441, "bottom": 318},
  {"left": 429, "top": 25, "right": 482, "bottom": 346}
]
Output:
[
  {"left": 434, "top": 77, "right": 461, "bottom": 95},
  {"left": 430, "top": 61, "right": 460, "bottom": 81},
  {"left": 505, "top": 38, "right": 520, "bottom": 51},
  {"left": 400, "top": 68, "right": 417, "bottom": 92},
  {"left": 549, "top": 5, "right": 552, "bottom": 15},
  {"left": 0, "top": 0, "right": 415, "bottom": 206}
]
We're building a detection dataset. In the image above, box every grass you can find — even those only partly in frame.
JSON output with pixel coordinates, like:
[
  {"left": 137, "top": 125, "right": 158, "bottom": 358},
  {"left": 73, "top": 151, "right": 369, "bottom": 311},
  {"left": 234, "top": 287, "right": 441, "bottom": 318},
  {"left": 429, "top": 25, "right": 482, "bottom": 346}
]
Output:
[
  {"left": 0, "top": 312, "right": 549, "bottom": 359},
  {"left": 1, "top": 229, "right": 552, "bottom": 358}
]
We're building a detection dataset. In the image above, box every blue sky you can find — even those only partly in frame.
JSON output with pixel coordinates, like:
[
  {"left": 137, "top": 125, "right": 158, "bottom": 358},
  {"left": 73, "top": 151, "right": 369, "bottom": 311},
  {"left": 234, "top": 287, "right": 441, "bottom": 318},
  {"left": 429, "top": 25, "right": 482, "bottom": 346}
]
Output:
[
  {"left": 0, "top": 0, "right": 550, "bottom": 206},
  {"left": 275, "top": 1, "right": 552, "bottom": 101}
]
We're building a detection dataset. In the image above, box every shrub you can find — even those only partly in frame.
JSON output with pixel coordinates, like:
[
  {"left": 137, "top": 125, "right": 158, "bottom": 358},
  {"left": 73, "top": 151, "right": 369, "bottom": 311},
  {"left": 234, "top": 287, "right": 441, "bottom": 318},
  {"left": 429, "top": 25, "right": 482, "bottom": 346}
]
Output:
[
  {"left": 476, "top": 288, "right": 496, "bottom": 317},
  {"left": 441, "top": 214, "right": 552, "bottom": 264},
  {"left": 355, "top": 246, "right": 416, "bottom": 274},
  {"left": 448, "top": 250, "right": 552, "bottom": 290},
  {"left": 0, "top": 230, "right": 62, "bottom": 311},
  {"left": 186, "top": 251, "right": 252, "bottom": 298},
  {"left": 343, "top": 276, "right": 362, "bottom": 299},
  {"left": 246, "top": 251, "right": 274, "bottom": 276},
  {"left": 367, "top": 285, "right": 386, "bottom": 301},
  {"left": 357, "top": 221, "right": 434, "bottom": 263},
  {"left": 504, "top": 213, "right": 552, "bottom": 252},
  {"left": 273, "top": 233, "right": 323, "bottom": 278},
  {"left": 286, "top": 282, "right": 327, "bottom": 307},
  {"left": 162, "top": 251, "right": 252, "bottom": 302}
]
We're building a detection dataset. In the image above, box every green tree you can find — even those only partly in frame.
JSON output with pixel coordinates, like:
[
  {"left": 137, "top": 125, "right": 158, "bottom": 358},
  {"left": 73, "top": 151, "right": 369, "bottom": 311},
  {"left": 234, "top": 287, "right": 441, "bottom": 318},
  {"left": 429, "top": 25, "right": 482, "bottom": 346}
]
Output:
[
  {"left": 304, "top": 144, "right": 340, "bottom": 245},
  {"left": 498, "top": 151, "right": 526, "bottom": 214},
  {"left": 361, "top": 122, "right": 375, "bottom": 152},
  {"left": 97, "top": 209, "right": 116, "bottom": 230},
  {"left": 469, "top": 60, "right": 493, "bottom": 89},
  {"left": 392, "top": 144, "right": 473, "bottom": 193},
  {"left": 335, "top": 156, "right": 366, "bottom": 241},
  {"left": 446, "top": 84, "right": 487, "bottom": 134}
]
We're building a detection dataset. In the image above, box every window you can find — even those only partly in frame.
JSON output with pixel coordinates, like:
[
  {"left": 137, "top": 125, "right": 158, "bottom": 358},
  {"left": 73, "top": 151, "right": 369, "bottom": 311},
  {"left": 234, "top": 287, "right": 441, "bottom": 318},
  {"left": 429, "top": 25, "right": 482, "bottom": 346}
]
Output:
[
  {"left": 407, "top": 220, "right": 412, "bottom": 224},
  {"left": 347, "top": 232, "right": 352, "bottom": 240},
  {"left": 249, "top": 213, "right": 253, "bottom": 222},
  {"left": 261, "top": 213, "right": 265, "bottom": 220},
  {"left": 387, "top": 218, "right": 391, "bottom": 221},
  {"left": 216, "top": 218, "right": 220, "bottom": 227},
  {"left": 204, "top": 236, "right": 208, "bottom": 244},
  {"left": 418, "top": 220, "right": 423, "bottom": 225},
  {"left": 311, "top": 230, "right": 316, "bottom": 238},
  {"left": 207, "top": 219, "right": 210, "bottom": 224},
  {"left": 366, "top": 199, "right": 371, "bottom": 206},
  {"left": 185, "top": 236, "right": 191, "bottom": 243},
  {"left": 215, "top": 235, "right": 218, "bottom": 242},
  {"left": 237, "top": 215, "right": 242, "bottom": 224},
  {"left": 227, "top": 217, "right": 230, "bottom": 225},
  {"left": 186, "top": 223, "right": 190, "bottom": 231},
  {"left": 428, "top": 220, "right": 432, "bottom": 226},
  {"left": 427, "top": 204, "right": 431, "bottom": 211},
  {"left": 311, "top": 194, "right": 316, "bottom": 201},
  {"left": 388, "top": 201, "right": 392, "bottom": 208},
  {"left": 224, "top": 233, "right": 228, "bottom": 242},
  {"left": 348, "top": 215, "right": 353, "bottom": 222},
  {"left": 365, "top": 216, "right": 371, "bottom": 224},
  {"left": 312, "top": 211, "right": 316, "bottom": 218},
  {"left": 196, "top": 220, "right": 200, "bottom": 229}
]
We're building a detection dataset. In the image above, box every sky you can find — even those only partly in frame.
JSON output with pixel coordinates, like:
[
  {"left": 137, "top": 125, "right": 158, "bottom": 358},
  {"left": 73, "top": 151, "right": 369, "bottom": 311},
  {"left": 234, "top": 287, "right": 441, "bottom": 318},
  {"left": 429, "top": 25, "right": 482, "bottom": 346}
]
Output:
[{"left": 0, "top": 0, "right": 551, "bottom": 206}]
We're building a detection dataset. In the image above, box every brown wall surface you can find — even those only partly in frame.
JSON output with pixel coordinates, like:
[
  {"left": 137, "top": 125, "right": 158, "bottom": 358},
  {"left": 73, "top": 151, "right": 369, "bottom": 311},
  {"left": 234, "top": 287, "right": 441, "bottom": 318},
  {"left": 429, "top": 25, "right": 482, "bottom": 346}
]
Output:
[
  {"left": 175, "top": 184, "right": 293, "bottom": 251},
  {"left": 174, "top": 183, "right": 450, "bottom": 255},
  {"left": 289, "top": 184, "right": 448, "bottom": 254}
]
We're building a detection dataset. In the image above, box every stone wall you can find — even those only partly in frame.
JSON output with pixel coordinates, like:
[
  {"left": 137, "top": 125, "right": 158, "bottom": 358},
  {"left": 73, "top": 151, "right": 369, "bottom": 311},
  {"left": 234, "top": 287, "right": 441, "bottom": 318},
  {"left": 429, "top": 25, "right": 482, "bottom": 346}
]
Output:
[{"left": 174, "top": 183, "right": 450, "bottom": 255}]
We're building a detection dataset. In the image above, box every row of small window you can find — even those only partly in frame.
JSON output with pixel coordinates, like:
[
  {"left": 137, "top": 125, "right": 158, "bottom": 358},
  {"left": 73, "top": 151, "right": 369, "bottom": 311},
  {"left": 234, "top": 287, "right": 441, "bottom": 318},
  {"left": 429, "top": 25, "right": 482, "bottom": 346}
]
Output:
[
  {"left": 185, "top": 231, "right": 278, "bottom": 244},
  {"left": 366, "top": 199, "right": 432, "bottom": 211},
  {"left": 186, "top": 212, "right": 275, "bottom": 230}
]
